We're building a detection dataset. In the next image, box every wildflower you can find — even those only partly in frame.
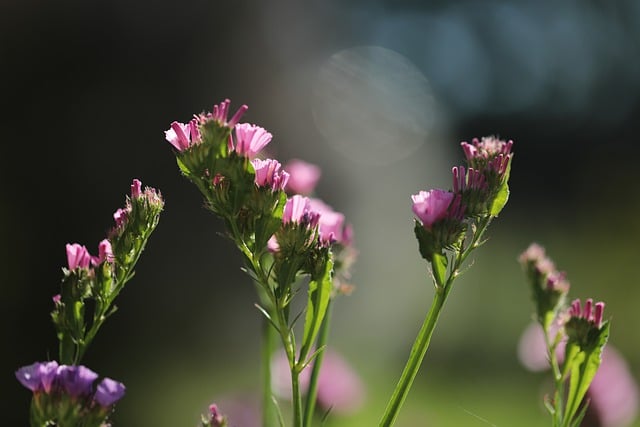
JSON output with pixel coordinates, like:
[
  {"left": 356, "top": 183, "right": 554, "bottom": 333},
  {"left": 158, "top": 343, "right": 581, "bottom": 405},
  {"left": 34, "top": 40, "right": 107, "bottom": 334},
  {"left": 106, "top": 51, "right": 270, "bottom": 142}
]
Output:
[
  {"left": 130, "top": 178, "right": 142, "bottom": 199},
  {"left": 252, "top": 158, "right": 290, "bottom": 191},
  {"left": 308, "top": 198, "right": 349, "bottom": 246},
  {"left": 91, "top": 239, "right": 113, "bottom": 266},
  {"left": 66, "top": 243, "right": 92, "bottom": 270},
  {"left": 56, "top": 365, "right": 99, "bottom": 397},
  {"left": 232, "top": 123, "right": 272, "bottom": 159},
  {"left": 284, "top": 159, "right": 322, "bottom": 195},
  {"left": 165, "top": 119, "right": 200, "bottom": 151},
  {"left": 568, "top": 298, "right": 605, "bottom": 329},
  {"left": 452, "top": 165, "right": 489, "bottom": 216},
  {"left": 200, "top": 99, "right": 248, "bottom": 129},
  {"left": 15, "top": 361, "right": 59, "bottom": 393},
  {"left": 282, "top": 195, "right": 319, "bottom": 226},
  {"left": 411, "top": 189, "right": 457, "bottom": 230},
  {"left": 461, "top": 136, "right": 513, "bottom": 174},
  {"left": 113, "top": 207, "right": 130, "bottom": 229},
  {"left": 94, "top": 378, "right": 126, "bottom": 407}
]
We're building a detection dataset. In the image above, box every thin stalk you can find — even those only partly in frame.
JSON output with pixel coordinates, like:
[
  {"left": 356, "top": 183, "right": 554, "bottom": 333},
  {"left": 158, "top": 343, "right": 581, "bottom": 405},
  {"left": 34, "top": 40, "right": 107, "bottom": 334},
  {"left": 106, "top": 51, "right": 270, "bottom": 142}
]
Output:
[
  {"left": 291, "top": 365, "right": 304, "bottom": 427},
  {"left": 303, "top": 301, "right": 332, "bottom": 427},
  {"left": 379, "top": 286, "right": 448, "bottom": 427},
  {"left": 262, "top": 318, "right": 278, "bottom": 427}
]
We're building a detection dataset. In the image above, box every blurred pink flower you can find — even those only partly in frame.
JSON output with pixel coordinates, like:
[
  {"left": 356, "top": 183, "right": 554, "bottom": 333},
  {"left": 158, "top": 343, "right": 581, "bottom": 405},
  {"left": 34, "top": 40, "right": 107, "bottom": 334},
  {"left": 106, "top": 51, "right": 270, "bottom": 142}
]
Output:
[
  {"left": 284, "top": 159, "right": 321, "bottom": 195},
  {"left": 271, "top": 348, "right": 365, "bottom": 415},
  {"left": 165, "top": 119, "right": 200, "bottom": 151}
]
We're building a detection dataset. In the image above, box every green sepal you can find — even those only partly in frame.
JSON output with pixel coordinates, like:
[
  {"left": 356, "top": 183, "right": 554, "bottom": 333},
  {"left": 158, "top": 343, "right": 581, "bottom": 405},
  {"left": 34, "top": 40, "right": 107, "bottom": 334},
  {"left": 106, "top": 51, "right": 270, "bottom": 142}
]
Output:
[
  {"left": 563, "top": 320, "right": 610, "bottom": 424},
  {"left": 298, "top": 257, "right": 333, "bottom": 366},
  {"left": 489, "top": 155, "right": 511, "bottom": 217},
  {"left": 414, "top": 221, "right": 437, "bottom": 262}
]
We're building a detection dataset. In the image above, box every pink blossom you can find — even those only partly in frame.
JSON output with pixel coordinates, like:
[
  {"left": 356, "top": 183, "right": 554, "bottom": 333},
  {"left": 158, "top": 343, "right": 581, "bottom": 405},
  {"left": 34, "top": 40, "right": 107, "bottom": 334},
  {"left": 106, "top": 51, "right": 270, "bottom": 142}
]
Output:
[
  {"left": 452, "top": 165, "right": 487, "bottom": 193},
  {"left": 251, "top": 159, "right": 290, "bottom": 191},
  {"left": 91, "top": 239, "right": 113, "bottom": 266},
  {"left": 283, "top": 195, "right": 317, "bottom": 225},
  {"left": 411, "top": 189, "right": 455, "bottom": 229},
  {"left": 570, "top": 298, "right": 605, "bottom": 329},
  {"left": 204, "top": 99, "right": 248, "bottom": 128},
  {"left": 284, "top": 159, "right": 322, "bottom": 195},
  {"left": 308, "top": 198, "right": 348, "bottom": 245},
  {"left": 165, "top": 119, "right": 200, "bottom": 151},
  {"left": 66, "top": 243, "right": 92, "bottom": 270},
  {"left": 233, "top": 123, "right": 272, "bottom": 159},
  {"left": 461, "top": 136, "right": 513, "bottom": 160},
  {"left": 271, "top": 348, "right": 365, "bottom": 415},
  {"left": 131, "top": 179, "right": 142, "bottom": 199},
  {"left": 113, "top": 207, "right": 130, "bottom": 228}
]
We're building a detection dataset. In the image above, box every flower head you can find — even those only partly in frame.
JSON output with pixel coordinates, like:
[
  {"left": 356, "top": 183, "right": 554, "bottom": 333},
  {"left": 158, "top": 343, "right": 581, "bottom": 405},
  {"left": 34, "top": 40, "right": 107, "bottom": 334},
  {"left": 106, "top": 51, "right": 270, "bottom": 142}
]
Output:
[
  {"left": 165, "top": 119, "right": 201, "bottom": 151},
  {"left": 232, "top": 123, "right": 272, "bottom": 159},
  {"left": 284, "top": 159, "right": 322, "bottom": 195},
  {"left": 56, "top": 365, "right": 99, "bottom": 397},
  {"left": 411, "top": 189, "right": 456, "bottom": 229},
  {"left": 461, "top": 136, "right": 513, "bottom": 179},
  {"left": 252, "top": 158, "right": 290, "bottom": 192},
  {"left": 94, "top": 378, "right": 126, "bottom": 407},
  {"left": 66, "top": 243, "right": 92, "bottom": 270},
  {"left": 91, "top": 239, "right": 113, "bottom": 266},
  {"left": 282, "top": 195, "right": 319, "bottom": 226},
  {"left": 569, "top": 298, "right": 605, "bottom": 329},
  {"left": 201, "top": 99, "right": 248, "bottom": 129},
  {"left": 16, "top": 361, "right": 59, "bottom": 393}
]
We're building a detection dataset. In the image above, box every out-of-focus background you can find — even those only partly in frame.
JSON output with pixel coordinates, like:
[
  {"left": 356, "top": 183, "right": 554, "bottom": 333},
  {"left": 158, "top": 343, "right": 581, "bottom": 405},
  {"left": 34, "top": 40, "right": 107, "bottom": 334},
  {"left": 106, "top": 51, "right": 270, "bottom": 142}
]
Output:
[{"left": 2, "top": 0, "right": 640, "bottom": 425}]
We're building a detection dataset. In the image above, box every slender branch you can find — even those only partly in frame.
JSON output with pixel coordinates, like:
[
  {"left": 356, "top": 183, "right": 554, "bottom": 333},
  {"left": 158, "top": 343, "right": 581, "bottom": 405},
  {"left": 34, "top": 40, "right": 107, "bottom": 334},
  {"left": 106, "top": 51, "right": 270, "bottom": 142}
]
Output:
[{"left": 303, "top": 300, "right": 332, "bottom": 427}]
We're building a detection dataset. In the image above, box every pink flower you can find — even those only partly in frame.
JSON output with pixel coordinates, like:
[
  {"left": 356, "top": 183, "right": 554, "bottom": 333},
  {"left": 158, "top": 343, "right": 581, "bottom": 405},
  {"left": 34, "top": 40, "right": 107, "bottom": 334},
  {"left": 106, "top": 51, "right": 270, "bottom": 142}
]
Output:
[
  {"left": 113, "top": 207, "right": 130, "bottom": 228},
  {"left": 91, "top": 239, "right": 113, "bottom": 266},
  {"left": 271, "top": 348, "right": 365, "bottom": 415},
  {"left": 204, "top": 99, "right": 248, "bottom": 128},
  {"left": 233, "top": 123, "right": 272, "bottom": 159},
  {"left": 283, "top": 195, "right": 318, "bottom": 225},
  {"left": 252, "top": 159, "right": 290, "bottom": 191},
  {"left": 308, "top": 198, "right": 348, "bottom": 245},
  {"left": 284, "top": 159, "right": 322, "bottom": 195},
  {"left": 569, "top": 298, "right": 605, "bottom": 329},
  {"left": 165, "top": 119, "right": 200, "bottom": 151},
  {"left": 131, "top": 179, "right": 142, "bottom": 199},
  {"left": 411, "top": 189, "right": 455, "bottom": 229},
  {"left": 66, "top": 243, "right": 92, "bottom": 270}
]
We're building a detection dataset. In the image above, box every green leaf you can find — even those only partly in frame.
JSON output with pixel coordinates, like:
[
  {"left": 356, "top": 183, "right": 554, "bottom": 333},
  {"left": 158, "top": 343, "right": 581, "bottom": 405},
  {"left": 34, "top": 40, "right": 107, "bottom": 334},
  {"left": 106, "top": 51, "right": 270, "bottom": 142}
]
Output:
[
  {"left": 298, "top": 258, "right": 333, "bottom": 366},
  {"left": 489, "top": 181, "right": 509, "bottom": 217},
  {"left": 176, "top": 156, "right": 191, "bottom": 176},
  {"left": 431, "top": 252, "right": 447, "bottom": 288}
]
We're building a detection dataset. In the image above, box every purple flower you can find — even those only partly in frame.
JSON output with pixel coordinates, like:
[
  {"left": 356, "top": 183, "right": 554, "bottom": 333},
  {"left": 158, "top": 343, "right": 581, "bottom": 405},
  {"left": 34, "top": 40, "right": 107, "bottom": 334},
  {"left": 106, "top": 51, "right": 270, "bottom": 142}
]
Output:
[
  {"left": 66, "top": 243, "right": 92, "bottom": 270},
  {"left": 94, "top": 377, "right": 126, "bottom": 407},
  {"left": 233, "top": 123, "right": 272, "bottom": 159},
  {"left": 452, "top": 165, "right": 487, "bottom": 193},
  {"left": 461, "top": 136, "right": 513, "bottom": 177},
  {"left": 284, "top": 159, "right": 321, "bottom": 195},
  {"left": 15, "top": 361, "right": 59, "bottom": 393},
  {"left": 411, "top": 189, "right": 455, "bottom": 229},
  {"left": 251, "top": 158, "right": 290, "bottom": 191},
  {"left": 165, "top": 119, "right": 200, "bottom": 151},
  {"left": 56, "top": 365, "right": 98, "bottom": 397}
]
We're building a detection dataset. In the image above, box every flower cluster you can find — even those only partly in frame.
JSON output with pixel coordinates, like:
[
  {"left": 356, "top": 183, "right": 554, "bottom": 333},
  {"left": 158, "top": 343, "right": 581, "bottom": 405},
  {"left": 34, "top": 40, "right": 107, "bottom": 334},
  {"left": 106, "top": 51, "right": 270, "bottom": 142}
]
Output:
[
  {"left": 200, "top": 403, "right": 227, "bottom": 427},
  {"left": 411, "top": 136, "right": 512, "bottom": 263},
  {"left": 51, "top": 179, "right": 163, "bottom": 365},
  {"left": 519, "top": 243, "right": 570, "bottom": 328},
  {"left": 16, "top": 361, "right": 125, "bottom": 427},
  {"left": 167, "top": 99, "right": 356, "bottom": 427},
  {"left": 519, "top": 243, "right": 610, "bottom": 426}
]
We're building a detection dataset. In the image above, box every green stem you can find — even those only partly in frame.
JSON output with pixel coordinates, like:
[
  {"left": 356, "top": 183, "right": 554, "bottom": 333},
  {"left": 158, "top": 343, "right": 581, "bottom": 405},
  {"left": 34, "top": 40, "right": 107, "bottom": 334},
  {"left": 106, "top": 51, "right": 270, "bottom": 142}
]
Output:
[
  {"left": 303, "top": 301, "right": 332, "bottom": 427},
  {"left": 262, "top": 318, "right": 278, "bottom": 427},
  {"left": 379, "top": 285, "right": 449, "bottom": 427},
  {"left": 292, "top": 364, "right": 304, "bottom": 427}
]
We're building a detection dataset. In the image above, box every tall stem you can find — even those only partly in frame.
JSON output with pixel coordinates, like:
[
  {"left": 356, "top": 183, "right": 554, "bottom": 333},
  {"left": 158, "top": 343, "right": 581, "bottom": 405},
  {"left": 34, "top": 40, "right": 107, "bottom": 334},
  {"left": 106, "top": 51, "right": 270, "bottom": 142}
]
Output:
[
  {"left": 379, "top": 286, "right": 449, "bottom": 427},
  {"left": 262, "top": 318, "right": 278, "bottom": 427},
  {"left": 291, "top": 365, "right": 304, "bottom": 427},
  {"left": 303, "top": 301, "right": 332, "bottom": 427}
]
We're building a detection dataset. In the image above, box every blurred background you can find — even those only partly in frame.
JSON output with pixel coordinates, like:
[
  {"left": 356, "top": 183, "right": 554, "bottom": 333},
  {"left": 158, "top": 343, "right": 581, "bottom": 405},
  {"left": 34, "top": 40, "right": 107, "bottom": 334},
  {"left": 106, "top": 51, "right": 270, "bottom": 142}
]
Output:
[{"left": 2, "top": 0, "right": 640, "bottom": 425}]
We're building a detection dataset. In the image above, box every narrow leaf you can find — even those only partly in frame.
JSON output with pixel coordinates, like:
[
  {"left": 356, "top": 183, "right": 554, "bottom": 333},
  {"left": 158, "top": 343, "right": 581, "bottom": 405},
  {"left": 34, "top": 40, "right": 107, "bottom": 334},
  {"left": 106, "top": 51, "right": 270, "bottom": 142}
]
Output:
[{"left": 298, "top": 258, "right": 333, "bottom": 365}]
